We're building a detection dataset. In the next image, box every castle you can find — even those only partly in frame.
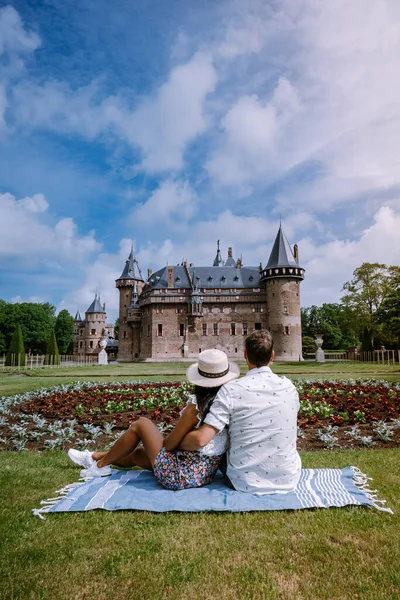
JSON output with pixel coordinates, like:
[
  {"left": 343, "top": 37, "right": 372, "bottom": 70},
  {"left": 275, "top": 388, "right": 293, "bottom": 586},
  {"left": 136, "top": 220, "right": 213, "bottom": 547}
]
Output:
[
  {"left": 114, "top": 225, "right": 305, "bottom": 362},
  {"left": 73, "top": 295, "right": 115, "bottom": 357}
]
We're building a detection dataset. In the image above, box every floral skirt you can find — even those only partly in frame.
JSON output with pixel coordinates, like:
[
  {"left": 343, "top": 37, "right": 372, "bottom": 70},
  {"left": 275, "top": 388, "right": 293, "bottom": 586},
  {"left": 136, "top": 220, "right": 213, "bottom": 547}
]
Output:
[{"left": 153, "top": 447, "right": 222, "bottom": 491}]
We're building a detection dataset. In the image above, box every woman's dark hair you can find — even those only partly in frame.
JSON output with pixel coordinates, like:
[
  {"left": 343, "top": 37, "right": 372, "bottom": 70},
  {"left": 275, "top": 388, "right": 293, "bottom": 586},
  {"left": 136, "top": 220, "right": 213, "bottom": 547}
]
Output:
[{"left": 194, "top": 385, "right": 222, "bottom": 423}]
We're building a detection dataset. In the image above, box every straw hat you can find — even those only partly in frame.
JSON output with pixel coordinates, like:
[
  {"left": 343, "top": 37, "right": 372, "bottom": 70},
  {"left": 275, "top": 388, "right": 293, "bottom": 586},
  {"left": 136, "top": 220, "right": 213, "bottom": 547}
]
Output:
[{"left": 186, "top": 349, "right": 240, "bottom": 388}]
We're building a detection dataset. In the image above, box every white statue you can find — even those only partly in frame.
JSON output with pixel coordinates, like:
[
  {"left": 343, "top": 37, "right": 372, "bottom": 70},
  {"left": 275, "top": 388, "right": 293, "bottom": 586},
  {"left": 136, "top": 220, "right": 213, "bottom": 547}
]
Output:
[
  {"left": 98, "top": 337, "right": 108, "bottom": 365},
  {"left": 315, "top": 334, "right": 325, "bottom": 363}
]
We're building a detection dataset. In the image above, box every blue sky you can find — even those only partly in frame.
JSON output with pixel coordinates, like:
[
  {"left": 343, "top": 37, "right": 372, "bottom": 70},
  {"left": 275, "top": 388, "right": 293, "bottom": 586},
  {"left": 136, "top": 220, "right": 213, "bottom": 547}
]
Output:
[{"left": 0, "top": 0, "right": 399, "bottom": 323}]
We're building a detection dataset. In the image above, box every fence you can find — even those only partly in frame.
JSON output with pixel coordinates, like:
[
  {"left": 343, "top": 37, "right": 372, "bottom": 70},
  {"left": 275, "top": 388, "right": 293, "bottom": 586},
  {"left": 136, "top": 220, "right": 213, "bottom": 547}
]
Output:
[
  {"left": 0, "top": 354, "right": 99, "bottom": 370},
  {"left": 303, "top": 350, "right": 400, "bottom": 364}
]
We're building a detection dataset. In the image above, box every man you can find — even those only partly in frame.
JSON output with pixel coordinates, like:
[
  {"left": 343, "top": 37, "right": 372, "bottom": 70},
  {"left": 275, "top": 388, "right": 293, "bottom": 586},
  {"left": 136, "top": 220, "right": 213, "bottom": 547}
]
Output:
[{"left": 180, "top": 330, "right": 301, "bottom": 494}]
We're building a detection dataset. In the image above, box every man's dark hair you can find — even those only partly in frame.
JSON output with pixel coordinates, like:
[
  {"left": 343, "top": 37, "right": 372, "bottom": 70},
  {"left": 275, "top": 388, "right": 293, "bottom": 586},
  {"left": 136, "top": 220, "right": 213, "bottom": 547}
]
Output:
[{"left": 245, "top": 330, "right": 274, "bottom": 367}]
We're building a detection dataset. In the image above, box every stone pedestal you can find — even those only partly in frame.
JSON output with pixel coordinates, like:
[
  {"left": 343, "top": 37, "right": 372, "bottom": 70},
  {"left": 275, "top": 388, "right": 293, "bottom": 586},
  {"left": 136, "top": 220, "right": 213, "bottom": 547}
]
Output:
[
  {"left": 98, "top": 338, "right": 108, "bottom": 365},
  {"left": 315, "top": 335, "right": 325, "bottom": 363}
]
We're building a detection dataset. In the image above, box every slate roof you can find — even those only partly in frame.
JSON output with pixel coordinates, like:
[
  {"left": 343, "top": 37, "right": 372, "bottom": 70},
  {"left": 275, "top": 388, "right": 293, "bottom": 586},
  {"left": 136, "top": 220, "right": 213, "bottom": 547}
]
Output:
[
  {"left": 117, "top": 248, "right": 144, "bottom": 281},
  {"left": 74, "top": 310, "right": 82, "bottom": 321},
  {"left": 144, "top": 265, "right": 261, "bottom": 291},
  {"left": 266, "top": 226, "right": 299, "bottom": 269},
  {"left": 86, "top": 294, "right": 105, "bottom": 313}
]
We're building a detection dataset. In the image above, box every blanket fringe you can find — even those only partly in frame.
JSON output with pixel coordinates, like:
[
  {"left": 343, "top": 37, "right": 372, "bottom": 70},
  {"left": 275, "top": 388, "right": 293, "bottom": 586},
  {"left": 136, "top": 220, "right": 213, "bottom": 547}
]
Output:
[
  {"left": 351, "top": 466, "right": 393, "bottom": 514},
  {"left": 32, "top": 478, "right": 86, "bottom": 520}
]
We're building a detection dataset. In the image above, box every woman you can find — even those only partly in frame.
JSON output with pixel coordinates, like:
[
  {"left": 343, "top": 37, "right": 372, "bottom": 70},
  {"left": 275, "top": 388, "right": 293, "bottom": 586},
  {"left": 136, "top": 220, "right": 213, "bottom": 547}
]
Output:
[{"left": 68, "top": 349, "right": 240, "bottom": 490}]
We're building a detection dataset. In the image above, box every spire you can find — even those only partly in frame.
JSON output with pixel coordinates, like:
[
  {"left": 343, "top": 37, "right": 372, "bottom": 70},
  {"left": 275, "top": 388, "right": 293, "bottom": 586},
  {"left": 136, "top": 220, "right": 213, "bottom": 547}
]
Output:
[
  {"left": 213, "top": 240, "right": 223, "bottom": 267},
  {"left": 74, "top": 310, "right": 82, "bottom": 321},
  {"left": 116, "top": 247, "right": 144, "bottom": 282},
  {"left": 266, "top": 225, "right": 299, "bottom": 269},
  {"left": 86, "top": 293, "right": 106, "bottom": 313}
]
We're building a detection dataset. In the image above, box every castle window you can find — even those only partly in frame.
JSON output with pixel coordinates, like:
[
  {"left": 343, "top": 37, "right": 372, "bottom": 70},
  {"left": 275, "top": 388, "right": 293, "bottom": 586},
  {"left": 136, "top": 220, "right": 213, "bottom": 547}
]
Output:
[
  {"left": 285, "top": 326, "right": 290, "bottom": 335},
  {"left": 221, "top": 275, "right": 226, "bottom": 282},
  {"left": 213, "top": 323, "right": 219, "bottom": 336},
  {"left": 91, "top": 329, "right": 96, "bottom": 335},
  {"left": 79, "top": 342, "right": 83, "bottom": 349},
  {"left": 157, "top": 324, "right": 163, "bottom": 337},
  {"left": 283, "top": 305, "right": 288, "bottom": 315},
  {"left": 80, "top": 330, "right": 83, "bottom": 336},
  {"left": 231, "top": 305, "right": 236, "bottom": 313},
  {"left": 234, "top": 275, "right": 239, "bottom": 281},
  {"left": 176, "top": 306, "right": 183, "bottom": 313},
  {"left": 231, "top": 323, "right": 236, "bottom": 336},
  {"left": 255, "top": 322, "right": 262, "bottom": 330},
  {"left": 89, "top": 341, "right": 94, "bottom": 348},
  {"left": 254, "top": 303, "right": 262, "bottom": 313},
  {"left": 157, "top": 305, "right": 163, "bottom": 314},
  {"left": 242, "top": 323, "right": 248, "bottom": 336},
  {"left": 219, "top": 306, "right": 224, "bottom": 313},
  {"left": 123, "top": 331, "right": 127, "bottom": 339},
  {"left": 147, "top": 324, "right": 150, "bottom": 337},
  {"left": 179, "top": 324, "right": 185, "bottom": 337},
  {"left": 202, "top": 323, "right": 207, "bottom": 336},
  {"left": 249, "top": 276, "right": 254, "bottom": 282}
]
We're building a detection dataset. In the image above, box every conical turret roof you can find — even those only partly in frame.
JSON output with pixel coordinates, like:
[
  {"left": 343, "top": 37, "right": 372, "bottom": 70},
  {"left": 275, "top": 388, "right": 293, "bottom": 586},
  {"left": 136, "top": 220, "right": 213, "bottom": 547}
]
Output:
[
  {"left": 266, "top": 226, "right": 299, "bottom": 269},
  {"left": 117, "top": 247, "right": 144, "bottom": 282},
  {"left": 74, "top": 310, "right": 82, "bottom": 321},
  {"left": 86, "top": 293, "right": 105, "bottom": 314}
]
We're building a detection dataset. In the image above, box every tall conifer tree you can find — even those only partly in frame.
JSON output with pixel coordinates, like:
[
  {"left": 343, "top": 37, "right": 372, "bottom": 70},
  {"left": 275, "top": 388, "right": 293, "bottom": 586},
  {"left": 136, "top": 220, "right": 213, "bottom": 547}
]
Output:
[
  {"left": 45, "top": 329, "right": 60, "bottom": 365},
  {"left": 5, "top": 324, "right": 26, "bottom": 367}
]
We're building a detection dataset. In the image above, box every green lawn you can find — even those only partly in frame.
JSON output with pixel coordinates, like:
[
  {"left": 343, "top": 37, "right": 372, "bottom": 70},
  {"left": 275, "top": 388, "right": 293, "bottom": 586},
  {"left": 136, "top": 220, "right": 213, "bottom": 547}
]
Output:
[
  {"left": 1, "top": 360, "right": 399, "bottom": 397},
  {"left": 0, "top": 449, "right": 398, "bottom": 600},
  {"left": 1, "top": 363, "right": 399, "bottom": 599}
]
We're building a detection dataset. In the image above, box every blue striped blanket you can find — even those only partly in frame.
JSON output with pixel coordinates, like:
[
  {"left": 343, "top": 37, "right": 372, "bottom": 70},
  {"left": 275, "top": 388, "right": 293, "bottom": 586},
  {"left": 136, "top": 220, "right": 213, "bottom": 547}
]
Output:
[{"left": 33, "top": 466, "right": 392, "bottom": 518}]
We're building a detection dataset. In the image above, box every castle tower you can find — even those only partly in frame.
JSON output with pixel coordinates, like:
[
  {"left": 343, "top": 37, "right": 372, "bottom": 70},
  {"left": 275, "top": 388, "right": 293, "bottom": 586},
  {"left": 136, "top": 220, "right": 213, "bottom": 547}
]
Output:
[
  {"left": 73, "top": 310, "right": 84, "bottom": 354},
  {"left": 115, "top": 248, "right": 144, "bottom": 362},
  {"left": 260, "top": 225, "right": 305, "bottom": 361},
  {"left": 213, "top": 240, "right": 223, "bottom": 266},
  {"left": 84, "top": 293, "right": 107, "bottom": 356}
]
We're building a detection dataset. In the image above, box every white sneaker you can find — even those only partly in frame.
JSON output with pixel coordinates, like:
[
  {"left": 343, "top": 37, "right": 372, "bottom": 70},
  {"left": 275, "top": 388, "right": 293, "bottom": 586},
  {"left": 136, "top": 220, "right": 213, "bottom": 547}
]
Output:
[
  {"left": 80, "top": 463, "right": 112, "bottom": 479},
  {"left": 68, "top": 448, "right": 95, "bottom": 469}
]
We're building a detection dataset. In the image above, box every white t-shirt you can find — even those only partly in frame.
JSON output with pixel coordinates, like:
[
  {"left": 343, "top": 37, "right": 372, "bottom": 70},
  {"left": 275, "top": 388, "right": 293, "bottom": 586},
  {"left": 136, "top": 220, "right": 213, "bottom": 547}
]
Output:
[{"left": 203, "top": 366, "right": 301, "bottom": 494}]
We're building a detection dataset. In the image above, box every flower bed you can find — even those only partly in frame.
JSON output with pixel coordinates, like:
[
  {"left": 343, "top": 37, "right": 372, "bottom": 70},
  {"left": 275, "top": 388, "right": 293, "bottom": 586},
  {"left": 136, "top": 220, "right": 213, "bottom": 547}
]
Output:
[{"left": 0, "top": 379, "right": 399, "bottom": 451}]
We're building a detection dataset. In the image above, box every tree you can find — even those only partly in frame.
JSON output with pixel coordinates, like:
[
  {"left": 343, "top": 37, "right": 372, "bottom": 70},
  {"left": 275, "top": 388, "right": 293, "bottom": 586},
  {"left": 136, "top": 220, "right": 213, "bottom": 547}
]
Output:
[
  {"left": 44, "top": 329, "right": 60, "bottom": 365},
  {"left": 5, "top": 324, "right": 26, "bottom": 367},
  {"left": 301, "top": 303, "right": 359, "bottom": 349},
  {"left": 0, "top": 301, "right": 56, "bottom": 354},
  {"left": 342, "top": 263, "right": 400, "bottom": 348},
  {"left": 375, "top": 272, "right": 400, "bottom": 347},
  {"left": 55, "top": 310, "right": 75, "bottom": 354},
  {"left": 302, "top": 336, "right": 317, "bottom": 354}
]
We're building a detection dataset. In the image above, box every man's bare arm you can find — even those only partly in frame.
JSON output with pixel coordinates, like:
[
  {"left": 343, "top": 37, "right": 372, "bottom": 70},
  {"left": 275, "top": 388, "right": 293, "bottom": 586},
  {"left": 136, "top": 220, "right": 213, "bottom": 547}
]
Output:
[{"left": 178, "top": 424, "right": 218, "bottom": 450}]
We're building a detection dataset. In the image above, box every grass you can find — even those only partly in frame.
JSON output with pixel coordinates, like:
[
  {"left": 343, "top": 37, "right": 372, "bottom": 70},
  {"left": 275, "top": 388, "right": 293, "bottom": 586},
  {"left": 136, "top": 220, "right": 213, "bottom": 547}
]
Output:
[
  {"left": 1, "top": 360, "right": 399, "bottom": 397},
  {"left": 0, "top": 449, "right": 399, "bottom": 600},
  {"left": 1, "top": 363, "right": 399, "bottom": 599}
]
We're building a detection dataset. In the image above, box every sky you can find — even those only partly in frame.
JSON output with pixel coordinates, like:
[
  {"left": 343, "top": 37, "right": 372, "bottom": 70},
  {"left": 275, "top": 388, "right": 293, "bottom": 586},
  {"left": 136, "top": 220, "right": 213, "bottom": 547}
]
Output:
[{"left": 0, "top": 0, "right": 399, "bottom": 324}]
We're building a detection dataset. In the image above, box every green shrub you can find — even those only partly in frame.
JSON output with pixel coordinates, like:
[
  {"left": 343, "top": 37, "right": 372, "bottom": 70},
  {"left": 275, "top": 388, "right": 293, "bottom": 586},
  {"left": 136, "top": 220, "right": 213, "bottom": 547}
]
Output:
[
  {"left": 5, "top": 324, "right": 26, "bottom": 367},
  {"left": 44, "top": 329, "right": 60, "bottom": 365}
]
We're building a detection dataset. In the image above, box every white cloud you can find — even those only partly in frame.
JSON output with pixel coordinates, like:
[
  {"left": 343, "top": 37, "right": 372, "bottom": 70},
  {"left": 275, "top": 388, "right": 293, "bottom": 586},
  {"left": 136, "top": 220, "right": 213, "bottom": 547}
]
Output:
[
  {"left": 0, "top": 6, "right": 40, "bottom": 56},
  {"left": 300, "top": 205, "right": 400, "bottom": 306},
  {"left": 206, "top": 78, "right": 302, "bottom": 186},
  {"left": 10, "top": 52, "right": 217, "bottom": 173},
  {"left": 0, "top": 191, "right": 100, "bottom": 264},
  {"left": 132, "top": 179, "right": 197, "bottom": 225},
  {"left": 108, "top": 52, "right": 217, "bottom": 172}
]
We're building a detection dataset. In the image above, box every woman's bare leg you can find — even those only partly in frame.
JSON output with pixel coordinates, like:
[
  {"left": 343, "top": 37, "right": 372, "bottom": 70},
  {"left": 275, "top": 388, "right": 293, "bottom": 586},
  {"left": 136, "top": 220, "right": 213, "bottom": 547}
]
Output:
[
  {"left": 96, "top": 417, "right": 163, "bottom": 469},
  {"left": 93, "top": 447, "right": 152, "bottom": 469}
]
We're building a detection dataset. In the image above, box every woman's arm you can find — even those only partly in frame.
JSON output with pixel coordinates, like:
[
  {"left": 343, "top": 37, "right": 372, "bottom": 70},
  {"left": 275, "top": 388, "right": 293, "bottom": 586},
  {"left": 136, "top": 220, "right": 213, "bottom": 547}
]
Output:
[
  {"left": 178, "top": 424, "right": 218, "bottom": 450},
  {"left": 163, "top": 403, "right": 199, "bottom": 451}
]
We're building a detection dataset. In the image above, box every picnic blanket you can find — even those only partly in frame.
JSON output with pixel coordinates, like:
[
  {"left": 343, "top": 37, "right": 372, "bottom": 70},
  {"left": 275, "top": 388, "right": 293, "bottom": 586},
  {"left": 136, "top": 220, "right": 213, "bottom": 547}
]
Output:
[{"left": 33, "top": 466, "right": 393, "bottom": 518}]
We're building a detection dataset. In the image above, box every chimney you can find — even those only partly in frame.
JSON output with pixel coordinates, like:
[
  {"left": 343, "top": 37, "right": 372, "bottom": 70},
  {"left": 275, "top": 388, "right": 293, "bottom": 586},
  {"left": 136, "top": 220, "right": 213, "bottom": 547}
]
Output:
[
  {"left": 293, "top": 244, "right": 299, "bottom": 263},
  {"left": 236, "top": 257, "right": 242, "bottom": 268},
  {"left": 148, "top": 268, "right": 153, "bottom": 279},
  {"left": 167, "top": 266, "right": 174, "bottom": 288},
  {"left": 228, "top": 247, "right": 233, "bottom": 258}
]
